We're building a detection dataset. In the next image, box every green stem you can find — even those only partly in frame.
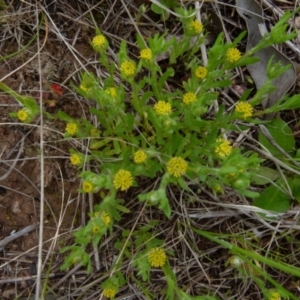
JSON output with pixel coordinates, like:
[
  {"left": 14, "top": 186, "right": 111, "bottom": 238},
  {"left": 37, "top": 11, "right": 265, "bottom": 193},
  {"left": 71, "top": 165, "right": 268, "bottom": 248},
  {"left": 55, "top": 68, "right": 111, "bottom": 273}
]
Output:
[
  {"left": 151, "top": 70, "right": 160, "bottom": 99},
  {"left": 192, "top": 228, "right": 300, "bottom": 277}
]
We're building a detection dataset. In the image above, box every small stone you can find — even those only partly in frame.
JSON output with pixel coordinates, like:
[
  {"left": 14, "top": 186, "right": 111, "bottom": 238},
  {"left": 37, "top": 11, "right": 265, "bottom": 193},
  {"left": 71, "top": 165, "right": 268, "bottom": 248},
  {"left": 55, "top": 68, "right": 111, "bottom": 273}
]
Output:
[{"left": 11, "top": 201, "right": 21, "bottom": 214}]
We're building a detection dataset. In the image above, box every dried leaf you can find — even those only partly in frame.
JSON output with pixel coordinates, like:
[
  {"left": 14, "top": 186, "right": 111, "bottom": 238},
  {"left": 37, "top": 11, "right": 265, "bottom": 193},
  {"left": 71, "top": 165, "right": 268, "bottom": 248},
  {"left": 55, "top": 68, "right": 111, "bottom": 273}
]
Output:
[
  {"left": 235, "top": 0, "right": 296, "bottom": 109},
  {"left": 50, "top": 83, "right": 63, "bottom": 96}
]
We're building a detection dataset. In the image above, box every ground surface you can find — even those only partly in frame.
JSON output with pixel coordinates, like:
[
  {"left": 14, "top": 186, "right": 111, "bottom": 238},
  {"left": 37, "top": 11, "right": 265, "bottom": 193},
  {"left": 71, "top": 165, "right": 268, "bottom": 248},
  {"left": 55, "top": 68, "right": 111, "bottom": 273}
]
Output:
[{"left": 1, "top": 0, "right": 300, "bottom": 299}]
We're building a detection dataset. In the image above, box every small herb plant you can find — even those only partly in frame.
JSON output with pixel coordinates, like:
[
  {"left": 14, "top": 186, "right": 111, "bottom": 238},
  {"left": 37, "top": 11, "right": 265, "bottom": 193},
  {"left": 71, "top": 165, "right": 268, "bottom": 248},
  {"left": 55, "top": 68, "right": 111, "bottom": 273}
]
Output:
[{"left": 4, "top": 6, "right": 300, "bottom": 299}]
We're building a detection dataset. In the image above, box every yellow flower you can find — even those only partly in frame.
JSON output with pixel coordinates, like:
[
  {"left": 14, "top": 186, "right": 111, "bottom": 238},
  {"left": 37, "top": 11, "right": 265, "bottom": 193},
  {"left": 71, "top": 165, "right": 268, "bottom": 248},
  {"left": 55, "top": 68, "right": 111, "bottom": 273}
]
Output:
[
  {"left": 213, "top": 184, "right": 224, "bottom": 193},
  {"left": 195, "top": 66, "right": 208, "bottom": 79},
  {"left": 65, "top": 123, "right": 78, "bottom": 135},
  {"left": 134, "top": 150, "right": 147, "bottom": 164},
  {"left": 92, "top": 34, "right": 108, "bottom": 51},
  {"left": 101, "top": 212, "right": 111, "bottom": 226},
  {"left": 105, "top": 87, "right": 117, "bottom": 98},
  {"left": 226, "top": 47, "right": 241, "bottom": 62},
  {"left": 182, "top": 92, "right": 197, "bottom": 104},
  {"left": 92, "top": 225, "right": 100, "bottom": 234},
  {"left": 268, "top": 291, "right": 281, "bottom": 300},
  {"left": 70, "top": 154, "right": 82, "bottom": 166},
  {"left": 82, "top": 181, "right": 93, "bottom": 193},
  {"left": 120, "top": 60, "right": 136, "bottom": 77},
  {"left": 188, "top": 20, "right": 203, "bottom": 34},
  {"left": 215, "top": 139, "right": 232, "bottom": 158},
  {"left": 148, "top": 247, "right": 167, "bottom": 268},
  {"left": 90, "top": 127, "right": 99, "bottom": 137},
  {"left": 103, "top": 287, "right": 117, "bottom": 299},
  {"left": 154, "top": 101, "right": 172, "bottom": 115},
  {"left": 140, "top": 48, "right": 152, "bottom": 61},
  {"left": 167, "top": 157, "right": 188, "bottom": 178},
  {"left": 71, "top": 256, "right": 80, "bottom": 264},
  {"left": 17, "top": 109, "right": 29, "bottom": 121},
  {"left": 113, "top": 169, "right": 133, "bottom": 191},
  {"left": 80, "top": 84, "right": 90, "bottom": 92},
  {"left": 235, "top": 102, "right": 253, "bottom": 119}
]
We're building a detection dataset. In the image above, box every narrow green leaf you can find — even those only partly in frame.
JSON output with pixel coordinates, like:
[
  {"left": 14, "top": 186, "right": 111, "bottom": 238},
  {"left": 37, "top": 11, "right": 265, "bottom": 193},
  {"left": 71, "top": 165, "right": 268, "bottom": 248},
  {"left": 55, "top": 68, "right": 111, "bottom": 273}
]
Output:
[{"left": 158, "top": 67, "right": 174, "bottom": 92}]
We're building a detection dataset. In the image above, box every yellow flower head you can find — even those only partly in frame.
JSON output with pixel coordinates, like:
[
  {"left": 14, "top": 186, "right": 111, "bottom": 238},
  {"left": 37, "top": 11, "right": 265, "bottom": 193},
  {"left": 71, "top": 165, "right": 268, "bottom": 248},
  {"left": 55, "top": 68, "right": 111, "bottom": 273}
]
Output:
[
  {"left": 102, "top": 212, "right": 111, "bottom": 226},
  {"left": 120, "top": 60, "right": 136, "bottom": 77},
  {"left": 134, "top": 150, "right": 147, "bottom": 164},
  {"left": 268, "top": 291, "right": 281, "bottom": 300},
  {"left": 105, "top": 87, "right": 117, "bottom": 98},
  {"left": 90, "top": 127, "right": 99, "bottom": 137},
  {"left": 226, "top": 47, "right": 241, "bottom": 62},
  {"left": 182, "top": 92, "right": 197, "bottom": 104},
  {"left": 17, "top": 109, "right": 29, "bottom": 122},
  {"left": 215, "top": 139, "right": 232, "bottom": 158},
  {"left": 80, "top": 84, "right": 90, "bottom": 93},
  {"left": 154, "top": 101, "right": 172, "bottom": 115},
  {"left": 82, "top": 181, "right": 93, "bottom": 193},
  {"left": 140, "top": 48, "right": 152, "bottom": 61},
  {"left": 195, "top": 66, "right": 208, "bottom": 79},
  {"left": 148, "top": 247, "right": 167, "bottom": 268},
  {"left": 92, "top": 225, "right": 100, "bottom": 234},
  {"left": 188, "top": 20, "right": 203, "bottom": 34},
  {"left": 113, "top": 169, "right": 133, "bottom": 191},
  {"left": 71, "top": 256, "right": 81, "bottom": 264},
  {"left": 167, "top": 157, "right": 188, "bottom": 178},
  {"left": 92, "top": 34, "right": 108, "bottom": 51},
  {"left": 235, "top": 102, "right": 253, "bottom": 119},
  {"left": 65, "top": 123, "right": 78, "bottom": 135},
  {"left": 213, "top": 184, "right": 224, "bottom": 194},
  {"left": 70, "top": 154, "right": 82, "bottom": 166},
  {"left": 103, "top": 287, "right": 117, "bottom": 299}
]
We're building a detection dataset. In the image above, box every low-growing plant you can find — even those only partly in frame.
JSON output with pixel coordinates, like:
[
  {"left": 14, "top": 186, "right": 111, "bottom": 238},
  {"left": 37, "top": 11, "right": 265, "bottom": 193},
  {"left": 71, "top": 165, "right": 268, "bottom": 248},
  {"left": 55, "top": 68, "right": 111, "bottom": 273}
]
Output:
[{"left": 3, "top": 5, "right": 300, "bottom": 299}]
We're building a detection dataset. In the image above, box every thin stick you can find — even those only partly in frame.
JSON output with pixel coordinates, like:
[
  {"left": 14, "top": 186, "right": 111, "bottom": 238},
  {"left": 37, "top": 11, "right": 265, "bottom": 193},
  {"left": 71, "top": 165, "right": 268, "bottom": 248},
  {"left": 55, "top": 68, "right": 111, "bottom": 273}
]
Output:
[
  {"left": 35, "top": 8, "right": 48, "bottom": 300},
  {"left": 0, "top": 225, "right": 36, "bottom": 250}
]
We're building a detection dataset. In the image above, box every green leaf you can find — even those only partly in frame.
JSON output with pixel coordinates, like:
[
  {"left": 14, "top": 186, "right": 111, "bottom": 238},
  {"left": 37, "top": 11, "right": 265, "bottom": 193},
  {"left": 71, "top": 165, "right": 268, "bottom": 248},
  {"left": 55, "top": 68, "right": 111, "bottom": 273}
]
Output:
[
  {"left": 233, "top": 56, "right": 260, "bottom": 67},
  {"left": 158, "top": 68, "right": 174, "bottom": 92},
  {"left": 116, "top": 204, "right": 130, "bottom": 213},
  {"left": 253, "top": 180, "right": 291, "bottom": 213},
  {"left": 90, "top": 138, "right": 110, "bottom": 150},
  {"left": 159, "top": 195, "right": 171, "bottom": 218},
  {"left": 258, "top": 118, "right": 295, "bottom": 158},
  {"left": 266, "top": 94, "right": 300, "bottom": 113},
  {"left": 56, "top": 110, "right": 74, "bottom": 122},
  {"left": 0, "top": 80, "right": 36, "bottom": 107},
  {"left": 136, "top": 33, "right": 146, "bottom": 50},
  {"left": 151, "top": 2, "right": 165, "bottom": 15},
  {"left": 251, "top": 167, "right": 280, "bottom": 185},
  {"left": 118, "top": 40, "right": 128, "bottom": 61},
  {"left": 132, "top": 251, "right": 151, "bottom": 282},
  {"left": 165, "top": 274, "right": 175, "bottom": 300},
  {"left": 289, "top": 177, "right": 300, "bottom": 203},
  {"left": 141, "top": 91, "right": 154, "bottom": 105},
  {"left": 232, "top": 30, "right": 247, "bottom": 46},
  {"left": 206, "top": 79, "right": 232, "bottom": 89}
]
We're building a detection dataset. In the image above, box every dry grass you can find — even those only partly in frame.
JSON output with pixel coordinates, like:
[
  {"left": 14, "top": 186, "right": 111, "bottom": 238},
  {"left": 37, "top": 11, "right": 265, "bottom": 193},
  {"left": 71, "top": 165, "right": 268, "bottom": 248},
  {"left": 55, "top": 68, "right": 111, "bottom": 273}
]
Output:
[{"left": 0, "top": 0, "right": 300, "bottom": 299}]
